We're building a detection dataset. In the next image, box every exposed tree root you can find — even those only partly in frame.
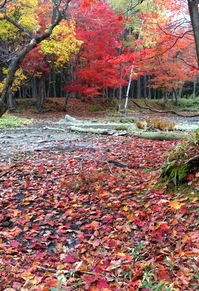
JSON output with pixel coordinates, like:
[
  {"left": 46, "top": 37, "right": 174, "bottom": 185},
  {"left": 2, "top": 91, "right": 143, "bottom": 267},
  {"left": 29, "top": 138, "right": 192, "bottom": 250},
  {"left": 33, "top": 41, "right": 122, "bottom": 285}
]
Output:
[{"left": 132, "top": 99, "right": 199, "bottom": 118}]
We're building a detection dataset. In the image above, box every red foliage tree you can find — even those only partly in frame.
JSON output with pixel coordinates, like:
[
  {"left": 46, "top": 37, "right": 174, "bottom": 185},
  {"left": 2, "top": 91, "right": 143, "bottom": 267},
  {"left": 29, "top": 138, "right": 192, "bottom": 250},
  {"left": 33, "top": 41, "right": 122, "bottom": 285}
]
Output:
[
  {"left": 63, "top": 0, "right": 127, "bottom": 98},
  {"left": 131, "top": 0, "right": 198, "bottom": 101}
]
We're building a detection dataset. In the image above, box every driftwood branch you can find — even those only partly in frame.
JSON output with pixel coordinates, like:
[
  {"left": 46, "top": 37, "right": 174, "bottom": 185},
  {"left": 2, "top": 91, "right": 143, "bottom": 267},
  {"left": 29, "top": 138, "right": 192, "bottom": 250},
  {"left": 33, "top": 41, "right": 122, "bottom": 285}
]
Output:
[{"left": 108, "top": 160, "right": 133, "bottom": 168}]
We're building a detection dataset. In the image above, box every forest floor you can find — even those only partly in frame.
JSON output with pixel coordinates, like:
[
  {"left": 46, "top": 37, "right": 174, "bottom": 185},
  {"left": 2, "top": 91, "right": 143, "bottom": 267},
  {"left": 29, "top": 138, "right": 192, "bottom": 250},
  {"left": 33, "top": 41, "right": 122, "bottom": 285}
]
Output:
[
  {"left": 10, "top": 96, "right": 199, "bottom": 122},
  {"left": 1, "top": 98, "right": 199, "bottom": 291},
  {"left": 0, "top": 97, "right": 198, "bottom": 159}
]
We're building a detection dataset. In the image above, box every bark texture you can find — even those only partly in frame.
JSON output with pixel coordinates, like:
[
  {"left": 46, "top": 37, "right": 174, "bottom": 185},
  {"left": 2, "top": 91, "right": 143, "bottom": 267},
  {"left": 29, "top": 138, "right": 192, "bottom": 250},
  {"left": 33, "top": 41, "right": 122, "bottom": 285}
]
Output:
[{"left": 188, "top": 0, "right": 199, "bottom": 65}]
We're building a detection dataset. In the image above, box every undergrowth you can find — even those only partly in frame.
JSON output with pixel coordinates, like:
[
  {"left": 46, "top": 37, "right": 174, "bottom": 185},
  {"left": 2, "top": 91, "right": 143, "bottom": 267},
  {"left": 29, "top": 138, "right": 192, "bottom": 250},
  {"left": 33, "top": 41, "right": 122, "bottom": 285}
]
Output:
[
  {"left": 7, "top": 96, "right": 199, "bottom": 119},
  {"left": 135, "top": 117, "right": 176, "bottom": 131},
  {"left": 161, "top": 130, "right": 199, "bottom": 186},
  {"left": 0, "top": 114, "right": 32, "bottom": 128}
]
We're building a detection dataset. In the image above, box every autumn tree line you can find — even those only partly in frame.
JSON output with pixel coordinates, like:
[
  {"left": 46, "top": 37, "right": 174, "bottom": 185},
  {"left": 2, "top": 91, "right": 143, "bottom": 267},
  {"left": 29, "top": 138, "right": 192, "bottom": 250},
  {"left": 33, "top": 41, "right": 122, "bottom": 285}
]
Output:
[{"left": 0, "top": 0, "right": 199, "bottom": 116}]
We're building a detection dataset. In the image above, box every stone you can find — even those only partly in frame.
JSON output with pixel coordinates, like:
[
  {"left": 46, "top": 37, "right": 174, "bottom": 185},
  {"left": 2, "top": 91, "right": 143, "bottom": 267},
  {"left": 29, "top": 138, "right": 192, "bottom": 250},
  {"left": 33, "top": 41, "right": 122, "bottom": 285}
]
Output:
[{"left": 64, "top": 114, "right": 77, "bottom": 122}]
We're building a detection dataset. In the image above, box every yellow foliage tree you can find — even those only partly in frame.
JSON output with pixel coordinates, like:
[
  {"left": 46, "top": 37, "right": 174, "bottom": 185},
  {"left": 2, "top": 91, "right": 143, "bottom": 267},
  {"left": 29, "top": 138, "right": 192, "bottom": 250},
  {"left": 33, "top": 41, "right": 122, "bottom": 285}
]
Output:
[
  {"left": 0, "top": 68, "right": 26, "bottom": 94},
  {"left": 0, "top": 0, "right": 74, "bottom": 117},
  {"left": 40, "top": 20, "right": 82, "bottom": 67}
]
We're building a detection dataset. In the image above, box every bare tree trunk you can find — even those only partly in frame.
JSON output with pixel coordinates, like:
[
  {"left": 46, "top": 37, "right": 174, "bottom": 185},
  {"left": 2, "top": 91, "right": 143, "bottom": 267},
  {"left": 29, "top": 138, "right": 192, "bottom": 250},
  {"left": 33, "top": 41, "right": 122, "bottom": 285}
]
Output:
[
  {"left": 63, "top": 95, "right": 69, "bottom": 111},
  {"left": 172, "top": 88, "right": 179, "bottom": 105},
  {"left": 178, "top": 83, "right": 183, "bottom": 100},
  {"left": 117, "top": 64, "right": 122, "bottom": 111},
  {"left": 164, "top": 89, "right": 169, "bottom": 106},
  {"left": 193, "top": 78, "right": 196, "bottom": 99},
  {"left": 32, "top": 77, "right": 38, "bottom": 99},
  {"left": 36, "top": 73, "right": 47, "bottom": 112},
  {"left": 124, "top": 65, "right": 133, "bottom": 114},
  {"left": 136, "top": 76, "right": 141, "bottom": 98},
  {"left": 143, "top": 75, "right": 147, "bottom": 99},
  {"left": 7, "top": 88, "right": 17, "bottom": 110},
  {"left": 118, "top": 86, "right": 122, "bottom": 111},
  {"left": 52, "top": 68, "right": 57, "bottom": 97},
  {"left": 0, "top": 98, "right": 7, "bottom": 116},
  {"left": 148, "top": 76, "right": 152, "bottom": 99}
]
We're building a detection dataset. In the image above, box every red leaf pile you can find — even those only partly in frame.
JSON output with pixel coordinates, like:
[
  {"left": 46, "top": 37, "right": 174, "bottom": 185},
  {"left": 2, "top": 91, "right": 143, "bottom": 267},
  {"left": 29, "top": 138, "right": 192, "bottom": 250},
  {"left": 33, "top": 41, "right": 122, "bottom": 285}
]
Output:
[{"left": 1, "top": 136, "right": 199, "bottom": 290}]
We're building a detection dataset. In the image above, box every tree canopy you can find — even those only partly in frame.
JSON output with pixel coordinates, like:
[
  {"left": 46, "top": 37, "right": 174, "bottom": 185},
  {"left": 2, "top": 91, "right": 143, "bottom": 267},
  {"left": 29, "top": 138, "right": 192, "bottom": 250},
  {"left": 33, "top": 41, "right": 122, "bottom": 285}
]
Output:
[{"left": 0, "top": 0, "right": 198, "bottom": 115}]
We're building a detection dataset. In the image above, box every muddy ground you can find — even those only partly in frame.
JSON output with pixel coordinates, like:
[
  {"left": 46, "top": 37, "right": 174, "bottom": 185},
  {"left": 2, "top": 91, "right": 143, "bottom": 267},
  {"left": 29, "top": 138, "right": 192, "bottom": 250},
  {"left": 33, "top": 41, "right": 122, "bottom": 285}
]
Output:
[
  {"left": 1, "top": 114, "right": 199, "bottom": 163},
  {"left": 0, "top": 121, "right": 94, "bottom": 162}
]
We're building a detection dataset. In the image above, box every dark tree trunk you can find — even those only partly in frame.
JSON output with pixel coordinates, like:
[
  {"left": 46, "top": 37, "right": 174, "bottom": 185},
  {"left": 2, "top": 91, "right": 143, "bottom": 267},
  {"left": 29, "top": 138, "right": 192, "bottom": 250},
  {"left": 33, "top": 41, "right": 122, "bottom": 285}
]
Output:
[
  {"left": 117, "top": 86, "right": 122, "bottom": 111},
  {"left": 7, "top": 88, "right": 17, "bottom": 110},
  {"left": 143, "top": 75, "right": 147, "bottom": 99},
  {"left": 0, "top": 98, "right": 7, "bottom": 116},
  {"left": 52, "top": 68, "right": 57, "bottom": 97},
  {"left": 32, "top": 77, "right": 38, "bottom": 99},
  {"left": 193, "top": 78, "right": 196, "bottom": 98},
  {"left": 136, "top": 76, "right": 141, "bottom": 98},
  {"left": 63, "top": 95, "right": 69, "bottom": 111},
  {"left": 36, "top": 73, "right": 47, "bottom": 112},
  {"left": 188, "top": 0, "right": 199, "bottom": 65},
  {"left": 172, "top": 88, "right": 179, "bottom": 106}
]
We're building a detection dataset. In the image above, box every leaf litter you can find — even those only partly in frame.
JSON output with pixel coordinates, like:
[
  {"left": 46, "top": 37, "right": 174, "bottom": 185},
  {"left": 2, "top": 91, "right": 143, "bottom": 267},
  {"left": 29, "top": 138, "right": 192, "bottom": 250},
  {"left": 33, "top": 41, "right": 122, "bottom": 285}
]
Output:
[{"left": 1, "top": 135, "right": 199, "bottom": 290}]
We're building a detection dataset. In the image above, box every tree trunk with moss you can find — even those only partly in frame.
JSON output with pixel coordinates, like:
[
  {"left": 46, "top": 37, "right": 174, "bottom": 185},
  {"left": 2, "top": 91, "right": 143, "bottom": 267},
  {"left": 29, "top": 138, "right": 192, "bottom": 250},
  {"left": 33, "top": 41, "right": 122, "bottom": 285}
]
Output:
[{"left": 133, "top": 131, "right": 187, "bottom": 140}]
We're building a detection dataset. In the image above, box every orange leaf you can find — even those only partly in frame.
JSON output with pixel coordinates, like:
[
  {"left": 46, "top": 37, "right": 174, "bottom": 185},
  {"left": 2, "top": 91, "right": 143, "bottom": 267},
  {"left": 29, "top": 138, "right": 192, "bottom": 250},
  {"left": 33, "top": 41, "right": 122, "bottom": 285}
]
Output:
[
  {"left": 122, "top": 205, "right": 129, "bottom": 211},
  {"left": 116, "top": 252, "right": 126, "bottom": 258},
  {"left": 169, "top": 199, "right": 184, "bottom": 210},
  {"left": 186, "top": 248, "right": 199, "bottom": 256},
  {"left": 90, "top": 221, "right": 100, "bottom": 228},
  {"left": 182, "top": 234, "right": 189, "bottom": 243}
]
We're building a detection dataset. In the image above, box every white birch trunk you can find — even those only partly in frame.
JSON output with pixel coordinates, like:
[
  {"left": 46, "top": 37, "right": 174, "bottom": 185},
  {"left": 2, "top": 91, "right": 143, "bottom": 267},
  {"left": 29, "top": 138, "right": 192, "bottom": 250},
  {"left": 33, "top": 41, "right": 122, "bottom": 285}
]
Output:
[{"left": 123, "top": 65, "right": 134, "bottom": 114}]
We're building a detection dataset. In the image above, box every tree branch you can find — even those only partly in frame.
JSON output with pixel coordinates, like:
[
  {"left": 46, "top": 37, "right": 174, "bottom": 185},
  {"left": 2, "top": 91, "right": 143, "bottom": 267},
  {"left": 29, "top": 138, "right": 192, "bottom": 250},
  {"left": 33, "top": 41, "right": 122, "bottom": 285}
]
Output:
[
  {"left": 35, "top": 0, "right": 71, "bottom": 43},
  {"left": 4, "top": 15, "right": 35, "bottom": 38},
  {"left": 122, "top": 0, "right": 144, "bottom": 16},
  {"left": 0, "top": 0, "right": 7, "bottom": 9}
]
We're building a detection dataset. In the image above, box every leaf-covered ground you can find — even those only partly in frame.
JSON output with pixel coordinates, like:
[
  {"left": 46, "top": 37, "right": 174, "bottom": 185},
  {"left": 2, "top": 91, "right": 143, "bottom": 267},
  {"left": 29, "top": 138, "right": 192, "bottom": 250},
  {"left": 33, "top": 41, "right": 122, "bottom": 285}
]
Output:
[{"left": 1, "top": 136, "right": 199, "bottom": 291}]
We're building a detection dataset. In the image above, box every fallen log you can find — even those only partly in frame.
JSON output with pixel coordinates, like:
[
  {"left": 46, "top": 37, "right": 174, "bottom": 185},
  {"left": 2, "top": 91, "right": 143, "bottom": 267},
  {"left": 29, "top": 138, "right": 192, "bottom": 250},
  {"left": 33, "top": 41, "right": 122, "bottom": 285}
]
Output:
[
  {"left": 69, "top": 125, "right": 115, "bottom": 135},
  {"left": 70, "top": 125, "right": 188, "bottom": 140},
  {"left": 133, "top": 131, "right": 188, "bottom": 140}
]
